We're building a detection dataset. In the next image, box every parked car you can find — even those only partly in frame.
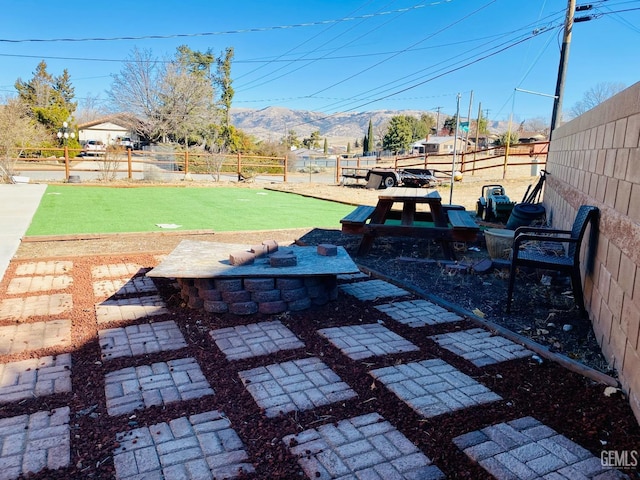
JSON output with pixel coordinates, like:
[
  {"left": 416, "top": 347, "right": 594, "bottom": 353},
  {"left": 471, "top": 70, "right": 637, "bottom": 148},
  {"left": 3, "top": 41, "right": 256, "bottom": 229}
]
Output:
[
  {"left": 83, "top": 140, "right": 106, "bottom": 155},
  {"left": 116, "top": 137, "right": 134, "bottom": 150}
]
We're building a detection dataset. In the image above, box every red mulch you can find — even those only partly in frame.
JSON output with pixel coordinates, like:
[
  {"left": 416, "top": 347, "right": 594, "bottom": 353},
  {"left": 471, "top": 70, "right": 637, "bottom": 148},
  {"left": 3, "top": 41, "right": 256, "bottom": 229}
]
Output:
[{"left": 0, "top": 251, "right": 638, "bottom": 479}]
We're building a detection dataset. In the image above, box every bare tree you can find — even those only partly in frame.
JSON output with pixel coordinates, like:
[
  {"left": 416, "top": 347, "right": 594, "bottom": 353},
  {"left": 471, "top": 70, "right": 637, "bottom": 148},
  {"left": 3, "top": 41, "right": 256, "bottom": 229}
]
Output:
[
  {"left": 108, "top": 48, "right": 163, "bottom": 140},
  {"left": 569, "top": 82, "right": 627, "bottom": 118},
  {"left": 157, "top": 62, "right": 217, "bottom": 144},
  {"left": 523, "top": 117, "right": 550, "bottom": 136},
  {"left": 0, "top": 97, "right": 48, "bottom": 182},
  {"left": 108, "top": 47, "right": 220, "bottom": 145},
  {"left": 76, "top": 93, "right": 109, "bottom": 125}
]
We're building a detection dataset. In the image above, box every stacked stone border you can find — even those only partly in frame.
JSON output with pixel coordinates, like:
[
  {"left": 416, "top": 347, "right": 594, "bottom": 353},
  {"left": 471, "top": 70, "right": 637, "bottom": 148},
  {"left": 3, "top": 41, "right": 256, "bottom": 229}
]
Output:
[{"left": 177, "top": 275, "right": 339, "bottom": 315}]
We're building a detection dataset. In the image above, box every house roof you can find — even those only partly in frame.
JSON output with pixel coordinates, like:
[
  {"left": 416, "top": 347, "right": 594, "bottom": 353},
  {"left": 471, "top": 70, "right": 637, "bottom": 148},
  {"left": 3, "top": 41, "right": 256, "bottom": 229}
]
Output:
[
  {"left": 77, "top": 113, "right": 138, "bottom": 130},
  {"left": 423, "top": 136, "right": 463, "bottom": 145}
]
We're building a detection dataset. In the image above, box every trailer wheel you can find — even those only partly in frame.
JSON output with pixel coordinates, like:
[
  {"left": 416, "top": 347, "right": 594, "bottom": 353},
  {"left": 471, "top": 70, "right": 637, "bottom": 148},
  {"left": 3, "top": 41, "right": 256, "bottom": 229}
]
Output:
[{"left": 382, "top": 175, "right": 397, "bottom": 188}]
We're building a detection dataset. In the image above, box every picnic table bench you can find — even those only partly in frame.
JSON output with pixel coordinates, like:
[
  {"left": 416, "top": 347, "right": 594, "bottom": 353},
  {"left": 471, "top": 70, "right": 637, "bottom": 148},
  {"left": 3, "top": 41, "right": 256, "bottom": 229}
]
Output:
[
  {"left": 340, "top": 187, "right": 479, "bottom": 259},
  {"left": 340, "top": 205, "right": 376, "bottom": 234}
]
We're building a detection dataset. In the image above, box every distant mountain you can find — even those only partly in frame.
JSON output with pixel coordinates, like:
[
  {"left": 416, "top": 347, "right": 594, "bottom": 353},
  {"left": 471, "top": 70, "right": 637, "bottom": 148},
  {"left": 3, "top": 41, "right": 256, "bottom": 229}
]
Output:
[
  {"left": 230, "top": 106, "right": 440, "bottom": 146},
  {"left": 229, "top": 106, "right": 510, "bottom": 146}
]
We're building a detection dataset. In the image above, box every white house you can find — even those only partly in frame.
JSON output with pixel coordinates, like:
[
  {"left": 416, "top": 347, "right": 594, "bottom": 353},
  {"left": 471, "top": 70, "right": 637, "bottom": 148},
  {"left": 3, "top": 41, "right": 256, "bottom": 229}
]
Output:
[
  {"left": 77, "top": 115, "right": 138, "bottom": 146},
  {"left": 412, "top": 136, "right": 468, "bottom": 155}
]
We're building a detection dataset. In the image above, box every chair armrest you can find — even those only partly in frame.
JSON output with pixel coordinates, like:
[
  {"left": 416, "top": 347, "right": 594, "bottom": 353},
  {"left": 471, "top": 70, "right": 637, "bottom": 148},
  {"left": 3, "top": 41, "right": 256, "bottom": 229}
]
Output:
[
  {"left": 514, "top": 226, "right": 571, "bottom": 237},
  {"left": 512, "top": 233, "right": 578, "bottom": 259}
]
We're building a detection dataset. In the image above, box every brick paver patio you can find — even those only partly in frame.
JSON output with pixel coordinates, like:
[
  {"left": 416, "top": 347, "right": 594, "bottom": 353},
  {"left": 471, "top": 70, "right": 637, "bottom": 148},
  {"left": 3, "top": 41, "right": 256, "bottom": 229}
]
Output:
[
  {"left": 318, "top": 323, "right": 419, "bottom": 360},
  {"left": 429, "top": 328, "right": 533, "bottom": 366},
  {"left": 338, "top": 279, "right": 410, "bottom": 301},
  {"left": 7, "top": 275, "right": 73, "bottom": 294},
  {"left": 376, "top": 299, "right": 463, "bottom": 327},
  {"left": 113, "top": 410, "right": 254, "bottom": 480},
  {"left": 0, "top": 407, "right": 70, "bottom": 480},
  {"left": 14, "top": 260, "right": 73, "bottom": 276},
  {"left": 0, "top": 320, "right": 71, "bottom": 355},
  {"left": 0, "top": 255, "right": 632, "bottom": 479},
  {"left": 453, "top": 416, "right": 627, "bottom": 479},
  {"left": 91, "top": 263, "right": 143, "bottom": 279},
  {"left": 92, "top": 276, "right": 158, "bottom": 298},
  {"left": 0, "top": 354, "right": 72, "bottom": 403},
  {"left": 239, "top": 357, "right": 357, "bottom": 417},
  {"left": 98, "top": 320, "right": 187, "bottom": 361},
  {"left": 370, "top": 358, "right": 502, "bottom": 418},
  {"left": 284, "top": 413, "right": 445, "bottom": 479},
  {"left": 95, "top": 295, "right": 168, "bottom": 323},
  {"left": 104, "top": 357, "right": 214, "bottom": 416},
  {"left": 0, "top": 294, "right": 72, "bottom": 320},
  {"left": 209, "top": 320, "right": 305, "bottom": 360}
]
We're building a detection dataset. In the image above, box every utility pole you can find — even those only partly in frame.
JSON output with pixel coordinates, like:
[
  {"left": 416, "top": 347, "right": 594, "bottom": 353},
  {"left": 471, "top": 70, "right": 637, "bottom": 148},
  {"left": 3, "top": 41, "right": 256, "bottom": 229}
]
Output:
[
  {"left": 465, "top": 90, "right": 474, "bottom": 147},
  {"left": 434, "top": 106, "right": 442, "bottom": 135},
  {"left": 550, "top": 0, "right": 576, "bottom": 136},
  {"left": 449, "top": 94, "right": 461, "bottom": 204}
]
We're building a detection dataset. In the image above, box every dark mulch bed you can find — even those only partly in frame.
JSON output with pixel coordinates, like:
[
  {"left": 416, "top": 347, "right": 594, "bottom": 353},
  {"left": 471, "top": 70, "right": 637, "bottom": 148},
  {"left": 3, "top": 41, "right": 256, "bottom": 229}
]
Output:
[
  {"left": 296, "top": 228, "right": 613, "bottom": 377},
  {"left": 0, "top": 239, "right": 638, "bottom": 479}
]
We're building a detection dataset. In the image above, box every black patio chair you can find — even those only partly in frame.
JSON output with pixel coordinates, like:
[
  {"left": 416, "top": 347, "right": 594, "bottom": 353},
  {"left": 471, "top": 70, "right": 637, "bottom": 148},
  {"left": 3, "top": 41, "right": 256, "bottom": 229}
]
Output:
[{"left": 506, "top": 205, "right": 599, "bottom": 316}]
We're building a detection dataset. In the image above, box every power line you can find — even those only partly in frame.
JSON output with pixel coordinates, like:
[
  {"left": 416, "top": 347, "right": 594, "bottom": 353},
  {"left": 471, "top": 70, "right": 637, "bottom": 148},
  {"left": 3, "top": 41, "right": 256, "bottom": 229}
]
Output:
[
  {"left": 282, "top": 30, "right": 545, "bottom": 131},
  {"left": 0, "top": 2, "right": 454, "bottom": 43}
]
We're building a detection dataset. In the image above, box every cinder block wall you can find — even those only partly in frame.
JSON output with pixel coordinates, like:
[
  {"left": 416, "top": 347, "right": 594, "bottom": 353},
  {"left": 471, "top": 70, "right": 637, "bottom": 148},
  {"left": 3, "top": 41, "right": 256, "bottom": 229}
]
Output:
[{"left": 543, "top": 82, "right": 640, "bottom": 423}]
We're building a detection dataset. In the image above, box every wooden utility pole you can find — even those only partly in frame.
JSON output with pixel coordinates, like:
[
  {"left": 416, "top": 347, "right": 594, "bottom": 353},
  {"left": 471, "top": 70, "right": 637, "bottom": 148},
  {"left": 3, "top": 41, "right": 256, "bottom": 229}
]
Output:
[
  {"left": 550, "top": 0, "right": 576, "bottom": 136},
  {"left": 464, "top": 90, "right": 474, "bottom": 148},
  {"left": 434, "top": 106, "right": 442, "bottom": 135}
]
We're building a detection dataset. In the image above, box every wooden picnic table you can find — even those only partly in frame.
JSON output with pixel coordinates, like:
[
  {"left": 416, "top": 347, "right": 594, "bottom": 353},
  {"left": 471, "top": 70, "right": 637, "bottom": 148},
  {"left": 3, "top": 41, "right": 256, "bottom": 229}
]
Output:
[{"left": 340, "top": 187, "right": 479, "bottom": 258}]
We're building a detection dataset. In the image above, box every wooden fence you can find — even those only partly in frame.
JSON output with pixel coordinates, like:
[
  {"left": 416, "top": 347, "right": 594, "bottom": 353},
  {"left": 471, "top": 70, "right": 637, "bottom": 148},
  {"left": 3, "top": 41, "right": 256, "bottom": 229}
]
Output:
[
  {"left": 6, "top": 141, "right": 548, "bottom": 183},
  {"left": 7, "top": 147, "right": 290, "bottom": 182}
]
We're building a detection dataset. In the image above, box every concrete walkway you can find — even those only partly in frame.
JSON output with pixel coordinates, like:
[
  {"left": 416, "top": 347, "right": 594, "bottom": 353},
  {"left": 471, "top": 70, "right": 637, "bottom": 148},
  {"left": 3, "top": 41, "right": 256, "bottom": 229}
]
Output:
[{"left": 0, "top": 183, "right": 47, "bottom": 283}]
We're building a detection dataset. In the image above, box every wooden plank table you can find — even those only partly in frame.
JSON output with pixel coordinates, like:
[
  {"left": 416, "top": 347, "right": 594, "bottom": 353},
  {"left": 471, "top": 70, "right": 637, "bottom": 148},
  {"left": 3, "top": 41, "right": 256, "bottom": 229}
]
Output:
[{"left": 354, "top": 187, "right": 479, "bottom": 258}]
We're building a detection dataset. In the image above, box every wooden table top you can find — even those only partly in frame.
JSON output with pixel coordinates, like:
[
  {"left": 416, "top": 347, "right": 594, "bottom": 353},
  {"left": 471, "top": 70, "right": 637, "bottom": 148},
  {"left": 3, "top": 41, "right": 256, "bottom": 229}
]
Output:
[{"left": 377, "top": 188, "right": 441, "bottom": 201}]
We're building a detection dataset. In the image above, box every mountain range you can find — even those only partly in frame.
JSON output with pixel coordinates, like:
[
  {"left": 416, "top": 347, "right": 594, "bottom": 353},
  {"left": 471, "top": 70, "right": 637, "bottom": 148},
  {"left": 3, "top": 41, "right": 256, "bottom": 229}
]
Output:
[
  {"left": 230, "top": 106, "right": 442, "bottom": 146},
  {"left": 230, "top": 106, "right": 510, "bottom": 147}
]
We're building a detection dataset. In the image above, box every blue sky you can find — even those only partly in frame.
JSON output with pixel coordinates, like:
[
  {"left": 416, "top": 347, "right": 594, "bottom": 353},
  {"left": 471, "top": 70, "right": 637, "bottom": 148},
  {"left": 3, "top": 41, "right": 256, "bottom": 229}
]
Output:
[{"left": 0, "top": 0, "right": 638, "bottom": 125}]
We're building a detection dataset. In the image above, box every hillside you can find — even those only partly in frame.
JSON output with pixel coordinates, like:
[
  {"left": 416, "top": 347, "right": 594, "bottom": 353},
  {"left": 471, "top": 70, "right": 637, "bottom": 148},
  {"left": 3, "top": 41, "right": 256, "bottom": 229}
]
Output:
[
  {"left": 230, "top": 106, "right": 510, "bottom": 147},
  {"left": 230, "top": 107, "right": 437, "bottom": 146}
]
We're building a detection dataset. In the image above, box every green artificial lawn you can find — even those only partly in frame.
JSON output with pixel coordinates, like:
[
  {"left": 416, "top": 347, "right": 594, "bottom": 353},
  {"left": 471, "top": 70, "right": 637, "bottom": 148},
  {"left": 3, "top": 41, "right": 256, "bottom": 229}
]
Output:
[{"left": 26, "top": 185, "right": 355, "bottom": 236}]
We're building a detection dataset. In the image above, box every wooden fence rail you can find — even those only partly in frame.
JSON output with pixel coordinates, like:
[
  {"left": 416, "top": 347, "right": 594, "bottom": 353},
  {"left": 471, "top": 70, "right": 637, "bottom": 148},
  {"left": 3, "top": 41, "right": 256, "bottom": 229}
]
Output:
[{"left": 6, "top": 141, "right": 548, "bottom": 183}]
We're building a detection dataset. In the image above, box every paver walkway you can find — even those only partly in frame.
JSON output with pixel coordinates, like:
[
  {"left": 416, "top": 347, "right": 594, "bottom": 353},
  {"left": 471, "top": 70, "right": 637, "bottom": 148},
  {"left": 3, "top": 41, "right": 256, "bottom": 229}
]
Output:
[
  {"left": 0, "top": 354, "right": 72, "bottom": 403},
  {"left": 454, "top": 416, "right": 620, "bottom": 479},
  {"left": 239, "top": 357, "right": 357, "bottom": 417},
  {"left": 376, "top": 299, "right": 463, "bottom": 327},
  {"left": 0, "top": 263, "right": 631, "bottom": 479},
  {"left": 284, "top": 412, "right": 445, "bottom": 479},
  {"left": 104, "top": 357, "right": 214, "bottom": 416},
  {"left": 370, "top": 358, "right": 502, "bottom": 418},
  {"left": 99, "top": 320, "right": 187, "bottom": 360},
  {"left": 0, "top": 407, "right": 71, "bottom": 480},
  {"left": 210, "top": 320, "right": 305, "bottom": 360},
  {"left": 318, "top": 323, "right": 420, "bottom": 360},
  {"left": 429, "top": 328, "right": 533, "bottom": 367},
  {"left": 113, "top": 410, "right": 254, "bottom": 479}
]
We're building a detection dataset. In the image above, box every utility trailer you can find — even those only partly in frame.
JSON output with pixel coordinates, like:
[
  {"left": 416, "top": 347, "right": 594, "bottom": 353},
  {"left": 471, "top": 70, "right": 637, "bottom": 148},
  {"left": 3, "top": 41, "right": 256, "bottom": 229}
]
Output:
[{"left": 341, "top": 167, "right": 441, "bottom": 189}]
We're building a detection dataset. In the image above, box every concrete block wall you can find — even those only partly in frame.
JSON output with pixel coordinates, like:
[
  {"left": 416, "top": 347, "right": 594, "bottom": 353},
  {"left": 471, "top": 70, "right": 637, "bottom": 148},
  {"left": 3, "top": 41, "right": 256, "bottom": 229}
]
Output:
[{"left": 543, "top": 82, "right": 640, "bottom": 423}]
